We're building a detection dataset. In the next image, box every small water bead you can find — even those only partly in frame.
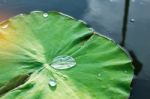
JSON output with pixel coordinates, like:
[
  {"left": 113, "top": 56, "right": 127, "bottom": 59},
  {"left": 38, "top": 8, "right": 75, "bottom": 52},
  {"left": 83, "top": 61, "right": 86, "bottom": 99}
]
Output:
[
  {"left": 49, "top": 79, "right": 57, "bottom": 87},
  {"left": 97, "top": 73, "right": 102, "bottom": 81},
  {"left": 43, "top": 13, "right": 48, "bottom": 17},
  {"left": 51, "top": 55, "right": 76, "bottom": 70},
  {"left": 98, "top": 73, "right": 101, "bottom": 77},
  {"left": 130, "top": 18, "right": 135, "bottom": 23}
]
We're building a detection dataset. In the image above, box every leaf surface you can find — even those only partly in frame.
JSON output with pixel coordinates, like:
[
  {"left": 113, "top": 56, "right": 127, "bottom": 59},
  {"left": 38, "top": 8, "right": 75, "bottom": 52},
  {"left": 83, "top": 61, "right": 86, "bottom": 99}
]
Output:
[{"left": 0, "top": 11, "right": 133, "bottom": 99}]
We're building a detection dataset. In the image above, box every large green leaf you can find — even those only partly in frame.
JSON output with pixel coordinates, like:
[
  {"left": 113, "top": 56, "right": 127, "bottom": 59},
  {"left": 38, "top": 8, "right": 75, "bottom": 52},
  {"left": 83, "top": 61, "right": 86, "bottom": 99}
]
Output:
[{"left": 0, "top": 11, "right": 133, "bottom": 99}]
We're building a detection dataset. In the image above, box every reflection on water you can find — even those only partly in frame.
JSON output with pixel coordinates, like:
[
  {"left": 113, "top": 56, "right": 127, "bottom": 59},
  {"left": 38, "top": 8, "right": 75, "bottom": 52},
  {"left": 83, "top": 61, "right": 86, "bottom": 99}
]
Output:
[
  {"left": 120, "top": 0, "right": 142, "bottom": 76},
  {"left": 126, "top": 0, "right": 150, "bottom": 99},
  {"left": 0, "top": 0, "right": 150, "bottom": 99},
  {"left": 83, "top": 0, "right": 125, "bottom": 43},
  {"left": 120, "top": 0, "right": 130, "bottom": 46},
  {"left": 129, "top": 51, "right": 142, "bottom": 76}
]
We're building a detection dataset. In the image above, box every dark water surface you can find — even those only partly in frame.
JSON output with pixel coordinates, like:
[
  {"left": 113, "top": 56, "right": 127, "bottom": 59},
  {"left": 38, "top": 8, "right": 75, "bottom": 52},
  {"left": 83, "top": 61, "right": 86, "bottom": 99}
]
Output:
[{"left": 0, "top": 0, "right": 150, "bottom": 99}]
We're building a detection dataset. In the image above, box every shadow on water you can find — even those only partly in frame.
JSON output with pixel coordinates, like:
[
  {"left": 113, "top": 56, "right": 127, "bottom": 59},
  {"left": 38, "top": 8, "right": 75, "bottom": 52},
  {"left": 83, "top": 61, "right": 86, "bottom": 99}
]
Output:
[
  {"left": 120, "top": 0, "right": 142, "bottom": 76},
  {"left": 120, "top": 0, "right": 130, "bottom": 47},
  {"left": 129, "top": 51, "right": 142, "bottom": 76},
  {"left": 120, "top": 0, "right": 143, "bottom": 97},
  {"left": 120, "top": 0, "right": 143, "bottom": 98}
]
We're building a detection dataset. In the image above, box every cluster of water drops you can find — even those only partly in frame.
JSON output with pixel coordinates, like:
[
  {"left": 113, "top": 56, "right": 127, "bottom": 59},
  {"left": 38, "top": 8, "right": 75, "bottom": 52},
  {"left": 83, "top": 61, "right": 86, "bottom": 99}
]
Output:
[{"left": 48, "top": 55, "right": 76, "bottom": 87}]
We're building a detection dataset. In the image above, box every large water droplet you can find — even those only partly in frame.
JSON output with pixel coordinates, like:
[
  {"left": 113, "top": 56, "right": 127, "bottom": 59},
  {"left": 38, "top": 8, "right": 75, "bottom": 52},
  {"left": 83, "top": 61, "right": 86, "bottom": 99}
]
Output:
[
  {"left": 49, "top": 79, "right": 57, "bottom": 87},
  {"left": 43, "top": 13, "right": 48, "bottom": 17},
  {"left": 19, "top": 13, "right": 24, "bottom": 16},
  {"left": 51, "top": 55, "right": 76, "bottom": 70}
]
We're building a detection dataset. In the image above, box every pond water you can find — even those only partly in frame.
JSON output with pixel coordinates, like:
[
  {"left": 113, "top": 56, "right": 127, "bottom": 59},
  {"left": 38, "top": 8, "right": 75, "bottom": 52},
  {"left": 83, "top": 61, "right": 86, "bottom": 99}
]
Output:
[{"left": 0, "top": 0, "right": 150, "bottom": 98}]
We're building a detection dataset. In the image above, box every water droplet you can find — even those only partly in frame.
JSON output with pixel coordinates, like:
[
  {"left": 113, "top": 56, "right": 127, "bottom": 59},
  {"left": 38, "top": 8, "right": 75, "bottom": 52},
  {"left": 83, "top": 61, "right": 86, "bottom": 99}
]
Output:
[
  {"left": 130, "top": 18, "right": 135, "bottom": 23},
  {"left": 19, "top": 13, "right": 24, "bottom": 16},
  {"left": 49, "top": 79, "right": 57, "bottom": 87},
  {"left": 51, "top": 55, "right": 76, "bottom": 70},
  {"left": 1, "top": 24, "right": 8, "bottom": 29},
  {"left": 98, "top": 73, "right": 101, "bottom": 77},
  {"left": 43, "top": 13, "right": 48, "bottom": 17},
  {"left": 97, "top": 73, "right": 102, "bottom": 81}
]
